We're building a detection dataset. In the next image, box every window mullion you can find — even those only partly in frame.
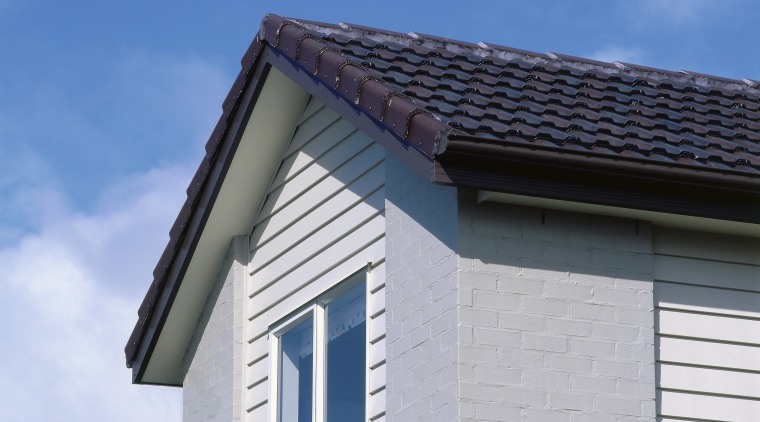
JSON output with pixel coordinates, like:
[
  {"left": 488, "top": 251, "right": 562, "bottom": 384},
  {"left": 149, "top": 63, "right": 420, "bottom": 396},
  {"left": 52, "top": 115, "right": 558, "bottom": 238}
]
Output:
[{"left": 313, "top": 304, "right": 326, "bottom": 422}]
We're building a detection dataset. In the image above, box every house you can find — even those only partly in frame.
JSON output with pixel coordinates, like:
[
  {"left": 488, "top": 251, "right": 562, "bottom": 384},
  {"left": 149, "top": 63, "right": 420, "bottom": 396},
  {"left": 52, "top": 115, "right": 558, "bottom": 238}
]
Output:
[{"left": 124, "top": 14, "right": 760, "bottom": 422}]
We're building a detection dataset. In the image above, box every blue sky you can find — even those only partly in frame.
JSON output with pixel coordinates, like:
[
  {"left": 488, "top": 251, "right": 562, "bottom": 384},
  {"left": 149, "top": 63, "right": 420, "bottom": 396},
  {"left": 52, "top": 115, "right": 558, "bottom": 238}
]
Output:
[{"left": 0, "top": 1, "right": 758, "bottom": 420}]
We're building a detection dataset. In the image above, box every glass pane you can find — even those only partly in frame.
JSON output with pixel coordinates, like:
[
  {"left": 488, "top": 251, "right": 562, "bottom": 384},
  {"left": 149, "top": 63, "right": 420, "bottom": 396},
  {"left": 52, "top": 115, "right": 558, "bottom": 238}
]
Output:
[
  {"left": 279, "top": 317, "right": 313, "bottom": 422},
  {"left": 325, "top": 283, "right": 366, "bottom": 422}
]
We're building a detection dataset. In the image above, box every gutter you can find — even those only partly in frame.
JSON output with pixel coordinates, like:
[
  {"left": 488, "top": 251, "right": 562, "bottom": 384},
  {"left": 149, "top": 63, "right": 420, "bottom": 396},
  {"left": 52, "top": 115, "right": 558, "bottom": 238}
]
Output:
[{"left": 440, "top": 134, "right": 760, "bottom": 193}]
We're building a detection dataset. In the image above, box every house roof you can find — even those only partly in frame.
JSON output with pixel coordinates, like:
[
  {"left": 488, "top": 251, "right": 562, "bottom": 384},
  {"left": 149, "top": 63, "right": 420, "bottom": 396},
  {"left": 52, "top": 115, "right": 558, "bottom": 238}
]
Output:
[
  {"left": 125, "top": 14, "right": 760, "bottom": 377},
  {"left": 266, "top": 17, "right": 760, "bottom": 176}
]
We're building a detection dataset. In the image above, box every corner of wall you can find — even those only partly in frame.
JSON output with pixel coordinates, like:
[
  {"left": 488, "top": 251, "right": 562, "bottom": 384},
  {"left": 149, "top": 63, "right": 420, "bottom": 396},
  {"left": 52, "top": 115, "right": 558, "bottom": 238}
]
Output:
[
  {"left": 384, "top": 152, "right": 460, "bottom": 421},
  {"left": 182, "top": 236, "right": 247, "bottom": 422}
]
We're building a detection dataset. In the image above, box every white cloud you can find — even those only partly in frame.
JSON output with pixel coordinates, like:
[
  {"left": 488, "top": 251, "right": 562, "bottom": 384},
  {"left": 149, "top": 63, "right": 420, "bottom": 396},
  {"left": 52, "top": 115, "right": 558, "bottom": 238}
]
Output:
[
  {"left": 0, "top": 45, "right": 233, "bottom": 420},
  {"left": 0, "top": 163, "right": 191, "bottom": 421},
  {"left": 589, "top": 46, "right": 646, "bottom": 65},
  {"left": 0, "top": 143, "right": 69, "bottom": 245}
]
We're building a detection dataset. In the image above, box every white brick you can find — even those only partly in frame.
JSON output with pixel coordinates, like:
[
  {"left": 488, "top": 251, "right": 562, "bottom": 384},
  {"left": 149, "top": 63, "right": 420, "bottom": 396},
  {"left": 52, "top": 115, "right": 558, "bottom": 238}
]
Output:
[
  {"left": 569, "top": 375, "right": 617, "bottom": 394},
  {"left": 568, "top": 338, "right": 615, "bottom": 358},
  {"left": 593, "top": 396, "right": 642, "bottom": 417},
  {"left": 521, "top": 261, "right": 569, "bottom": 281},
  {"left": 460, "top": 382, "right": 507, "bottom": 402},
  {"left": 460, "top": 307, "right": 498, "bottom": 327},
  {"left": 615, "top": 308, "right": 653, "bottom": 326},
  {"left": 522, "top": 333, "right": 567, "bottom": 352},
  {"left": 615, "top": 342, "right": 653, "bottom": 362},
  {"left": 592, "top": 286, "right": 640, "bottom": 307},
  {"left": 474, "top": 327, "right": 521, "bottom": 347},
  {"left": 401, "top": 183, "right": 656, "bottom": 421},
  {"left": 523, "top": 370, "right": 570, "bottom": 390},
  {"left": 501, "top": 386, "right": 548, "bottom": 407},
  {"left": 473, "top": 402, "right": 522, "bottom": 421},
  {"left": 545, "top": 282, "right": 594, "bottom": 301},
  {"left": 473, "top": 365, "right": 522, "bottom": 385},
  {"left": 498, "top": 347, "right": 544, "bottom": 368},
  {"left": 183, "top": 239, "right": 245, "bottom": 422},
  {"left": 498, "top": 312, "right": 545, "bottom": 332},
  {"left": 546, "top": 317, "right": 593, "bottom": 337},
  {"left": 549, "top": 391, "right": 594, "bottom": 411},
  {"left": 496, "top": 275, "right": 544, "bottom": 296},
  {"left": 459, "top": 271, "right": 497, "bottom": 292},
  {"left": 545, "top": 355, "right": 593, "bottom": 374},
  {"left": 523, "top": 408, "right": 572, "bottom": 422},
  {"left": 572, "top": 302, "right": 616, "bottom": 321},
  {"left": 460, "top": 345, "right": 499, "bottom": 364},
  {"left": 593, "top": 360, "right": 640, "bottom": 380},
  {"left": 472, "top": 258, "right": 521, "bottom": 275},
  {"left": 592, "top": 323, "right": 641, "bottom": 342},
  {"left": 544, "top": 244, "right": 593, "bottom": 266},
  {"left": 523, "top": 297, "right": 569, "bottom": 317},
  {"left": 473, "top": 290, "right": 521, "bottom": 311}
]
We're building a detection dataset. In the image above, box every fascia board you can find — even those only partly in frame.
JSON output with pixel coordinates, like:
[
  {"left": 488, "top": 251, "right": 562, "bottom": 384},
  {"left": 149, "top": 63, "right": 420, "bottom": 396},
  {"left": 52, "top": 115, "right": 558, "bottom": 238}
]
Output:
[{"left": 132, "top": 52, "right": 310, "bottom": 384}]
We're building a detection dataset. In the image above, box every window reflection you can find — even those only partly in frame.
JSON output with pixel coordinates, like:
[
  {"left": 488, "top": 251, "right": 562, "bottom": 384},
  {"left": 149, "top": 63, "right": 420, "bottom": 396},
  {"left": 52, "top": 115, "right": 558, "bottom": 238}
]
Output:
[
  {"left": 326, "top": 283, "right": 366, "bottom": 422},
  {"left": 279, "top": 317, "right": 313, "bottom": 422}
]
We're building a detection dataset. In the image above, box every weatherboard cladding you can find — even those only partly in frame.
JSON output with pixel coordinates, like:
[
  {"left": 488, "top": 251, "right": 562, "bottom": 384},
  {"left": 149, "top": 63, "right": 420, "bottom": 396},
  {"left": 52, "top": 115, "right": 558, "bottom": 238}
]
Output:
[
  {"left": 243, "top": 98, "right": 386, "bottom": 418},
  {"left": 125, "top": 14, "right": 760, "bottom": 366}
]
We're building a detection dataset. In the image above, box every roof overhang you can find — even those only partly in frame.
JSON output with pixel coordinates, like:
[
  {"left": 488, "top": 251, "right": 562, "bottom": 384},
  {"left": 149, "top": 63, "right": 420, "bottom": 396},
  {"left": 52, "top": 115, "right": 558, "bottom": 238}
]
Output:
[
  {"left": 129, "top": 58, "right": 310, "bottom": 385},
  {"left": 127, "top": 38, "right": 440, "bottom": 384},
  {"left": 479, "top": 191, "right": 760, "bottom": 239},
  {"left": 127, "top": 15, "right": 760, "bottom": 384},
  {"left": 434, "top": 135, "right": 760, "bottom": 226},
  {"left": 125, "top": 30, "right": 440, "bottom": 383}
]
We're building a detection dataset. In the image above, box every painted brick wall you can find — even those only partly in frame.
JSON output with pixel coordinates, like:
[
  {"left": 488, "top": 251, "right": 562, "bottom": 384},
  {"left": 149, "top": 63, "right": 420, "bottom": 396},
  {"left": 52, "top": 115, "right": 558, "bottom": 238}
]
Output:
[
  {"left": 457, "top": 191, "right": 656, "bottom": 422},
  {"left": 182, "top": 236, "right": 246, "bottom": 422},
  {"left": 384, "top": 152, "right": 459, "bottom": 422}
]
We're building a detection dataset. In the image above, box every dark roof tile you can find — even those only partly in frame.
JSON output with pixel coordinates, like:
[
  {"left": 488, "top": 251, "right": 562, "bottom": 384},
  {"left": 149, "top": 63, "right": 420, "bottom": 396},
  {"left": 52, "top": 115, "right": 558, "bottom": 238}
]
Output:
[{"left": 127, "top": 14, "right": 760, "bottom": 367}]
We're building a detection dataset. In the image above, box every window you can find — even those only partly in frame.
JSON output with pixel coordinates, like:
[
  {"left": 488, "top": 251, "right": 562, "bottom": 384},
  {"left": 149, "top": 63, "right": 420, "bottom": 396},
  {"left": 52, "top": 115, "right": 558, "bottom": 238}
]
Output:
[{"left": 271, "top": 274, "right": 366, "bottom": 422}]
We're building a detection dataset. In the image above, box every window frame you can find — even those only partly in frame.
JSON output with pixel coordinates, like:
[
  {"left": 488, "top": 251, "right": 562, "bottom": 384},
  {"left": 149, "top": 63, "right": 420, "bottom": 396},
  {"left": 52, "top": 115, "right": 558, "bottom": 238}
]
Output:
[{"left": 269, "top": 271, "right": 367, "bottom": 422}]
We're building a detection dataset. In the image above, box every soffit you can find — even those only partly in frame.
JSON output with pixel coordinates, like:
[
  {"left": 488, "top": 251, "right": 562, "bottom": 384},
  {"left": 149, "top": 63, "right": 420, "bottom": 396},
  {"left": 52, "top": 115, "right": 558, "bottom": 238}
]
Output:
[{"left": 130, "top": 66, "right": 309, "bottom": 384}]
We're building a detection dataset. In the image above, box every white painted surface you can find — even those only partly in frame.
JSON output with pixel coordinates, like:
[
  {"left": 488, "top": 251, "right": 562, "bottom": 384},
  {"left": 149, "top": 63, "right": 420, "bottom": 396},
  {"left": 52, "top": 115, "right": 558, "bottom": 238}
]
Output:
[
  {"left": 384, "top": 152, "right": 460, "bottom": 422},
  {"left": 242, "top": 97, "right": 386, "bottom": 421},
  {"left": 182, "top": 237, "right": 247, "bottom": 422},
  {"left": 141, "top": 68, "right": 310, "bottom": 384},
  {"left": 458, "top": 197, "right": 656, "bottom": 421},
  {"left": 654, "top": 228, "right": 760, "bottom": 422}
]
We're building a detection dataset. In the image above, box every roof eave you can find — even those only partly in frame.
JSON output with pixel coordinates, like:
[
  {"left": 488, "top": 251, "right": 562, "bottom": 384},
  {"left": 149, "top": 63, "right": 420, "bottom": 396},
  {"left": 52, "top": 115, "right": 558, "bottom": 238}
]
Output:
[
  {"left": 435, "top": 134, "right": 760, "bottom": 224},
  {"left": 125, "top": 31, "right": 280, "bottom": 380}
]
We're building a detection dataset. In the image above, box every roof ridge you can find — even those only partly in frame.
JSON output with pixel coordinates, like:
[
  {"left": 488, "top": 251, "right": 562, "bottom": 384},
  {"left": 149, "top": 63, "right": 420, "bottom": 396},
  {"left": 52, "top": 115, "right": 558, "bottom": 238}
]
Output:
[{"left": 281, "top": 16, "right": 760, "bottom": 98}]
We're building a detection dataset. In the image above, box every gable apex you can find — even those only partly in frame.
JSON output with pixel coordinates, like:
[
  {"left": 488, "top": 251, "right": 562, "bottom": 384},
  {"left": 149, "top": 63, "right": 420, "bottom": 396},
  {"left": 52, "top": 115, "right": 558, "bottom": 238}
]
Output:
[{"left": 125, "top": 14, "right": 760, "bottom": 382}]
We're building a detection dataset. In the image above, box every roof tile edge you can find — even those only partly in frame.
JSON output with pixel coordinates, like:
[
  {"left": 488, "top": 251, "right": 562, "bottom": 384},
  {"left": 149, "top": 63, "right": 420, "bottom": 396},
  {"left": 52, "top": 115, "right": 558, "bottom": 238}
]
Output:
[{"left": 273, "top": 15, "right": 759, "bottom": 96}]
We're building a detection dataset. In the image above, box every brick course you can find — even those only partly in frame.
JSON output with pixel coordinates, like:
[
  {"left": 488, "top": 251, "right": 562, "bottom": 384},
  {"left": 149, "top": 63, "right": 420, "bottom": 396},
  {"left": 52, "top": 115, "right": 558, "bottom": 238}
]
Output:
[
  {"left": 458, "top": 193, "right": 655, "bottom": 421},
  {"left": 182, "top": 237, "right": 245, "bottom": 422},
  {"left": 385, "top": 152, "right": 459, "bottom": 422}
]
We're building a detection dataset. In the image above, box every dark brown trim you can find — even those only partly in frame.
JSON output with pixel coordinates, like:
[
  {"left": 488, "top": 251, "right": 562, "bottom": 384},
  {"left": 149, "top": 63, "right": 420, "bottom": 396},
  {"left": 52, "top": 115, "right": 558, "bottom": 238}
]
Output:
[
  {"left": 436, "top": 139, "right": 760, "bottom": 224},
  {"left": 265, "top": 45, "right": 437, "bottom": 181},
  {"left": 126, "top": 14, "right": 760, "bottom": 381},
  {"left": 442, "top": 135, "right": 760, "bottom": 191},
  {"left": 129, "top": 59, "right": 273, "bottom": 384}
]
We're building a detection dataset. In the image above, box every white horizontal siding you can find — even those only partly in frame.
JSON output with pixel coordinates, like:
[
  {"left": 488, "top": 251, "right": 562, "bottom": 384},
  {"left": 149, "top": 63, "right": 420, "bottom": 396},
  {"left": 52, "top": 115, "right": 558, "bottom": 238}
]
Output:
[
  {"left": 658, "top": 364, "right": 760, "bottom": 398},
  {"left": 243, "top": 97, "right": 385, "bottom": 421},
  {"left": 657, "top": 336, "right": 760, "bottom": 372},
  {"left": 658, "top": 390, "right": 760, "bottom": 422},
  {"left": 654, "top": 229, "right": 760, "bottom": 422},
  {"left": 654, "top": 255, "right": 760, "bottom": 293},
  {"left": 657, "top": 308, "right": 760, "bottom": 344}
]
